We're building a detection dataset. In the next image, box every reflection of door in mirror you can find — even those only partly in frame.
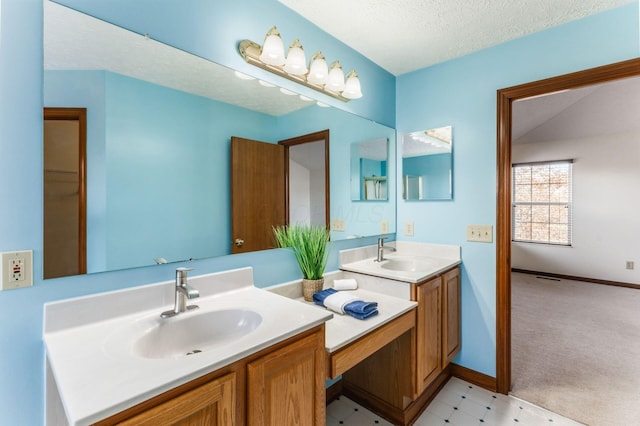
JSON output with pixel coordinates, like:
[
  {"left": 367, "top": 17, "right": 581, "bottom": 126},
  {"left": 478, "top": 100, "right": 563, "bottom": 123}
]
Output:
[
  {"left": 230, "top": 137, "right": 285, "bottom": 254},
  {"left": 403, "top": 175, "right": 422, "bottom": 200},
  {"left": 43, "top": 108, "right": 87, "bottom": 278},
  {"left": 279, "top": 130, "right": 330, "bottom": 230},
  {"left": 230, "top": 131, "right": 329, "bottom": 254}
]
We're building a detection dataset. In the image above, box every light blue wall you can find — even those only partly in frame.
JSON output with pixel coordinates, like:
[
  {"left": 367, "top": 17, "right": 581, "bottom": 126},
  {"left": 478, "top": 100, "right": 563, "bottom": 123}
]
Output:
[
  {"left": 103, "top": 71, "right": 281, "bottom": 270},
  {"left": 0, "top": 1, "right": 394, "bottom": 425},
  {"left": 396, "top": 3, "right": 639, "bottom": 377}
]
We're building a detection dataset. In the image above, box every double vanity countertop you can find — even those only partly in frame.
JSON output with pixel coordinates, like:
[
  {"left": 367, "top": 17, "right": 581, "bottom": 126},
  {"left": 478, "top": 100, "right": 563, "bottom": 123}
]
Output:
[{"left": 44, "top": 242, "right": 461, "bottom": 425}]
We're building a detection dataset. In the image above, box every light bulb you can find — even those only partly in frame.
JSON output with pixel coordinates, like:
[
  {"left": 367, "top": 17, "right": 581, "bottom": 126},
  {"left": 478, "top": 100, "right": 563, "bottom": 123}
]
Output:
[
  {"left": 307, "top": 51, "right": 329, "bottom": 85},
  {"left": 342, "top": 70, "right": 363, "bottom": 99},
  {"left": 325, "top": 61, "right": 345, "bottom": 92},
  {"left": 283, "top": 39, "right": 308, "bottom": 75},
  {"left": 259, "top": 26, "right": 286, "bottom": 66}
]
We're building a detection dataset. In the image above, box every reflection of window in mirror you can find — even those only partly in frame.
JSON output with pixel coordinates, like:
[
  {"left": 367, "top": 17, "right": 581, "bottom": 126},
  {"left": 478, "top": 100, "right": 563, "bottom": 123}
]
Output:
[
  {"left": 402, "top": 126, "right": 453, "bottom": 201},
  {"left": 350, "top": 137, "right": 389, "bottom": 201}
]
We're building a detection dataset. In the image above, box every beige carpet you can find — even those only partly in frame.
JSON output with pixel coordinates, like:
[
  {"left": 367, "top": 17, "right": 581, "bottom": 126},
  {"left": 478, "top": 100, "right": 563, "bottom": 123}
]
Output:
[{"left": 511, "top": 272, "right": 640, "bottom": 426}]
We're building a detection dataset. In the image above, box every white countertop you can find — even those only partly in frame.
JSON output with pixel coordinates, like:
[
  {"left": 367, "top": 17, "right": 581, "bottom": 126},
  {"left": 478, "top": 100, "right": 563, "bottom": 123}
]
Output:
[
  {"left": 305, "top": 288, "right": 417, "bottom": 352},
  {"left": 268, "top": 271, "right": 417, "bottom": 353},
  {"left": 339, "top": 241, "right": 461, "bottom": 283},
  {"left": 44, "top": 269, "right": 332, "bottom": 425}
]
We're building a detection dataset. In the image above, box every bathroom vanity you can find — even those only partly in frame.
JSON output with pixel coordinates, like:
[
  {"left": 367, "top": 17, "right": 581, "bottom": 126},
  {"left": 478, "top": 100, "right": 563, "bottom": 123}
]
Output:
[
  {"left": 338, "top": 242, "right": 461, "bottom": 425},
  {"left": 44, "top": 242, "right": 459, "bottom": 426}
]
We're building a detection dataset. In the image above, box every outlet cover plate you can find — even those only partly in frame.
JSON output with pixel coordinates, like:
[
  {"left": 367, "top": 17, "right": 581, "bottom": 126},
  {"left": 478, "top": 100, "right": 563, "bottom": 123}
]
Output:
[
  {"left": 404, "top": 221, "right": 414, "bottom": 237},
  {"left": 1, "top": 250, "right": 33, "bottom": 290}
]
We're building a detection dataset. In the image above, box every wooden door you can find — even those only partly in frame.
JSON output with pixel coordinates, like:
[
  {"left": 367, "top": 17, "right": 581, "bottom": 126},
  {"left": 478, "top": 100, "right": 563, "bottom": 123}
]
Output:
[
  {"left": 247, "top": 330, "right": 326, "bottom": 426},
  {"left": 43, "top": 108, "right": 87, "bottom": 278},
  {"left": 230, "top": 137, "right": 285, "bottom": 253},
  {"left": 413, "top": 277, "right": 442, "bottom": 395},
  {"left": 441, "top": 267, "right": 461, "bottom": 367},
  {"left": 117, "top": 372, "right": 236, "bottom": 425}
]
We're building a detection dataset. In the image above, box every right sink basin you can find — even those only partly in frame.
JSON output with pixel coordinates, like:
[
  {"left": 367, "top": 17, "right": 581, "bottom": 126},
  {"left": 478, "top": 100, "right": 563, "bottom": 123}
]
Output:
[
  {"left": 340, "top": 251, "right": 460, "bottom": 283},
  {"left": 380, "top": 257, "right": 440, "bottom": 272}
]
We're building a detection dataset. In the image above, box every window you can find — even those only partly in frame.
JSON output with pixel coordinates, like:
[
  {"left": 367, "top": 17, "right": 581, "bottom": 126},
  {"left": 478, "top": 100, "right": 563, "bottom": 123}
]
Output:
[{"left": 512, "top": 160, "right": 572, "bottom": 245}]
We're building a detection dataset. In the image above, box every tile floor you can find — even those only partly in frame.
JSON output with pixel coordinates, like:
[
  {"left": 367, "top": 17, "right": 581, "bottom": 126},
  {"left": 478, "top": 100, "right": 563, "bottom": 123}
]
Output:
[{"left": 326, "top": 377, "right": 583, "bottom": 426}]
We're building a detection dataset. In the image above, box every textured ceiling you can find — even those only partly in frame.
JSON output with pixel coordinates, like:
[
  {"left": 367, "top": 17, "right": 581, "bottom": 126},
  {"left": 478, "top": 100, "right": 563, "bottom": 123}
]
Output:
[{"left": 279, "top": 0, "right": 635, "bottom": 75}]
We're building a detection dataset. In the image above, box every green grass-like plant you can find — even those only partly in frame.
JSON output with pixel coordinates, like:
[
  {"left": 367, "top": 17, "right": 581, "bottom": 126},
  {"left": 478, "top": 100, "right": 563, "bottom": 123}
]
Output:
[{"left": 273, "top": 224, "right": 330, "bottom": 280}]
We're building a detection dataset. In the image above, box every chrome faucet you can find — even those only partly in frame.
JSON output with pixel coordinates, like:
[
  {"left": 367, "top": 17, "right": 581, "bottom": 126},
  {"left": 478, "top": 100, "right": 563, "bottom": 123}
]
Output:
[
  {"left": 375, "top": 237, "right": 396, "bottom": 262},
  {"left": 161, "top": 267, "right": 199, "bottom": 318}
]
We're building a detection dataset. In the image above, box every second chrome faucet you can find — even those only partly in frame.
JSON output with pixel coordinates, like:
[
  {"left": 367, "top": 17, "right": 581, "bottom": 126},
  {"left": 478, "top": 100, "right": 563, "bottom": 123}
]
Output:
[
  {"left": 375, "top": 237, "right": 396, "bottom": 262},
  {"left": 161, "top": 267, "right": 200, "bottom": 318}
]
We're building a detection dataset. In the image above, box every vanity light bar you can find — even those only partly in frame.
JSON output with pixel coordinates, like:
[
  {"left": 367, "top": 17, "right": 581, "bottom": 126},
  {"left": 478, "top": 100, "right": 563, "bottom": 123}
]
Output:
[{"left": 238, "top": 39, "right": 350, "bottom": 102}]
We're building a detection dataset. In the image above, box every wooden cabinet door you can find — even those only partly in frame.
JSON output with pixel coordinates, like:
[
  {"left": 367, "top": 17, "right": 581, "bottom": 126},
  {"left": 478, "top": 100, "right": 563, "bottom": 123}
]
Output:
[
  {"left": 247, "top": 330, "right": 325, "bottom": 426},
  {"left": 230, "top": 137, "right": 285, "bottom": 254},
  {"left": 117, "top": 372, "right": 235, "bottom": 426},
  {"left": 441, "top": 267, "right": 461, "bottom": 367},
  {"left": 413, "top": 277, "right": 442, "bottom": 396}
]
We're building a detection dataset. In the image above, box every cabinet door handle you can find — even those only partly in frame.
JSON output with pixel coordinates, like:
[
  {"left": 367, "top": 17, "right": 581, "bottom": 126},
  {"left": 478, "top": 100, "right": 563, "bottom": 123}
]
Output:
[{"left": 234, "top": 238, "right": 245, "bottom": 247}]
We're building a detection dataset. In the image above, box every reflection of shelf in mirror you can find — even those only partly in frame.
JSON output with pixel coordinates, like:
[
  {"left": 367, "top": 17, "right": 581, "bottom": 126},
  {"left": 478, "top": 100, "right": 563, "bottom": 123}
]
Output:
[
  {"left": 44, "top": 169, "right": 79, "bottom": 184},
  {"left": 364, "top": 176, "right": 387, "bottom": 200},
  {"left": 45, "top": 168, "right": 78, "bottom": 174}
]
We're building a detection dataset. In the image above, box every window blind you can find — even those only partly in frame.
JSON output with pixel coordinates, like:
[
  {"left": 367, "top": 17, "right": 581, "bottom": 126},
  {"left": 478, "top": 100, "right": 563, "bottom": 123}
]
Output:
[{"left": 512, "top": 160, "right": 573, "bottom": 245}]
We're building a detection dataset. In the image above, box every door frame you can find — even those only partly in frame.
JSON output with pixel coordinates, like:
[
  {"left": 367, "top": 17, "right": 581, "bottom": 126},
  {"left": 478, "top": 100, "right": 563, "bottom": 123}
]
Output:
[
  {"left": 43, "top": 107, "right": 88, "bottom": 276},
  {"left": 278, "top": 129, "right": 330, "bottom": 229},
  {"left": 496, "top": 58, "right": 640, "bottom": 394}
]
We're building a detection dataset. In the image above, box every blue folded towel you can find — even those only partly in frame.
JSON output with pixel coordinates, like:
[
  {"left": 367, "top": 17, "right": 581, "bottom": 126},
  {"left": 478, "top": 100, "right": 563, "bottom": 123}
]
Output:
[{"left": 312, "top": 288, "right": 378, "bottom": 320}]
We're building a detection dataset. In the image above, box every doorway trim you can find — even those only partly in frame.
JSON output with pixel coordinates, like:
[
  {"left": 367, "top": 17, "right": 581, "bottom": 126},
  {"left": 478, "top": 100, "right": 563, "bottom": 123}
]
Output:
[
  {"left": 278, "top": 129, "right": 331, "bottom": 229},
  {"left": 43, "top": 107, "right": 88, "bottom": 276},
  {"left": 496, "top": 58, "right": 640, "bottom": 394}
]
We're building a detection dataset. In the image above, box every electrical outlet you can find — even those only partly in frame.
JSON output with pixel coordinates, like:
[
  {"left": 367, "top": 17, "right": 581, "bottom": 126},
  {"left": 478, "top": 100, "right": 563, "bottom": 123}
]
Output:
[
  {"left": 467, "top": 225, "right": 493, "bottom": 243},
  {"left": 1, "top": 250, "right": 33, "bottom": 290},
  {"left": 331, "top": 218, "right": 345, "bottom": 232},
  {"left": 626, "top": 261, "right": 635, "bottom": 270},
  {"left": 380, "top": 220, "right": 389, "bottom": 234},
  {"left": 404, "top": 221, "right": 414, "bottom": 237}
]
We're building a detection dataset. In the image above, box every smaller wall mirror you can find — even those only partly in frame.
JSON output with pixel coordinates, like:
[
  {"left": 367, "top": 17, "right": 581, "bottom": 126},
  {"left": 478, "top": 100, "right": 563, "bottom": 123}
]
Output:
[
  {"left": 402, "top": 125, "right": 453, "bottom": 200},
  {"left": 350, "top": 137, "right": 389, "bottom": 201}
]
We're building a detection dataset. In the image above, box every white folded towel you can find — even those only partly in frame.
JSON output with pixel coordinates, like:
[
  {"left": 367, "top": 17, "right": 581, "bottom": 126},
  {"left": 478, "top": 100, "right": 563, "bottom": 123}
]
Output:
[
  {"left": 333, "top": 278, "right": 358, "bottom": 291},
  {"left": 323, "top": 291, "right": 361, "bottom": 314}
]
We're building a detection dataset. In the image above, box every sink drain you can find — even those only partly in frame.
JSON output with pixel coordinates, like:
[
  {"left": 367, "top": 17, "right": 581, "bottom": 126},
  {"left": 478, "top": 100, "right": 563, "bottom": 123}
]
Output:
[{"left": 186, "top": 349, "right": 202, "bottom": 356}]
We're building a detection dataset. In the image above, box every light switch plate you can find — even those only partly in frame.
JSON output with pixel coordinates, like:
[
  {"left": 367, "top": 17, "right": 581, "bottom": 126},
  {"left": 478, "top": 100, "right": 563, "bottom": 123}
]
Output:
[
  {"left": 1, "top": 250, "right": 33, "bottom": 290},
  {"left": 467, "top": 225, "right": 493, "bottom": 243},
  {"left": 331, "top": 218, "right": 345, "bottom": 232},
  {"left": 380, "top": 220, "right": 389, "bottom": 234}
]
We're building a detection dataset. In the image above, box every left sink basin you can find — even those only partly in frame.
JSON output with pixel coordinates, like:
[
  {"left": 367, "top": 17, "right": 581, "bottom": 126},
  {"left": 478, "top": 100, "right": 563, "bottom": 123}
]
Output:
[{"left": 108, "top": 309, "right": 263, "bottom": 360}]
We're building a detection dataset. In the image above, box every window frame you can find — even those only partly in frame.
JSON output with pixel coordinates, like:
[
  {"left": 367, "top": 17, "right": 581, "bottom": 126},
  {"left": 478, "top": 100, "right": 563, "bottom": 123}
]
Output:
[{"left": 511, "top": 159, "right": 573, "bottom": 246}]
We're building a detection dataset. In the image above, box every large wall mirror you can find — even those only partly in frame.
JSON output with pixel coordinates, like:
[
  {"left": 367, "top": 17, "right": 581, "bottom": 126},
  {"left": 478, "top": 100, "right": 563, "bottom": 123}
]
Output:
[
  {"left": 402, "top": 126, "right": 453, "bottom": 201},
  {"left": 43, "top": 1, "right": 396, "bottom": 278}
]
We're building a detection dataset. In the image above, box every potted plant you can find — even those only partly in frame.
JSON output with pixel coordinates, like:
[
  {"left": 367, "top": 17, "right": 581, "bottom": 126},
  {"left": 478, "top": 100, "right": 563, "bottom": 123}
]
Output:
[{"left": 273, "top": 224, "right": 331, "bottom": 301}]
